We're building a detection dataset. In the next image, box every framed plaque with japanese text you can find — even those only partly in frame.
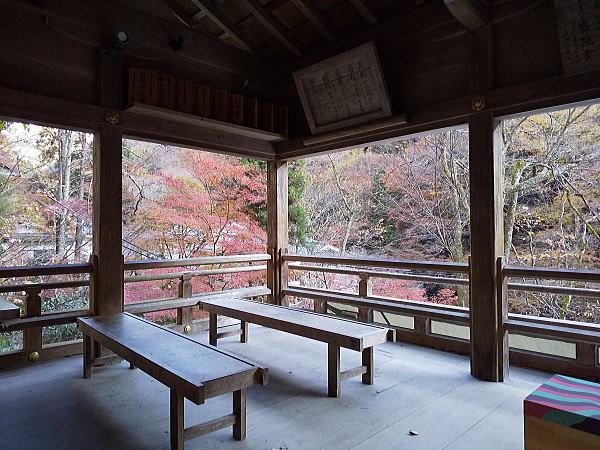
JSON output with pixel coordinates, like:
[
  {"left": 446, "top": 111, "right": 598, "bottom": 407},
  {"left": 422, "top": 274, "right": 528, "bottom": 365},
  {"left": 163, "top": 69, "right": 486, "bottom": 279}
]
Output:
[{"left": 293, "top": 42, "right": 393, "bottom": 135}]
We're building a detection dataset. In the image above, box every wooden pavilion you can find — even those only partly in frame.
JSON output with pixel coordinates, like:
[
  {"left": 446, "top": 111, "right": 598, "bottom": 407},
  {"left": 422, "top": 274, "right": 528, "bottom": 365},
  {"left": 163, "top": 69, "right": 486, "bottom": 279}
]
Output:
[{"left": 0, "top": 0, "right": 599, "bottom": 448}]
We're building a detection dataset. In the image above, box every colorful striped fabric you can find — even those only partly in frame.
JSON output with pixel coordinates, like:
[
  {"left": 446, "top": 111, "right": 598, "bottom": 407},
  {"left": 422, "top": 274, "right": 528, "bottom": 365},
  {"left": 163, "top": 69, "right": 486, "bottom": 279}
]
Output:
[{"left": 524, "top": 374, "right": 600, "bottom": 437}]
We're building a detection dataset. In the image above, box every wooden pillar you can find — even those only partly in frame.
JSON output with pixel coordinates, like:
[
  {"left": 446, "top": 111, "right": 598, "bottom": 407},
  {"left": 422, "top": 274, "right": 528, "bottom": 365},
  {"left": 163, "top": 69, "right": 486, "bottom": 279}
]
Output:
[
  {"left": 267, "top": 161, "right": 288, "bottom": 306},
  {"left": 468, "top": 112, "right": 507, "bottom": 381},
  {"left": 92, "top": 124, "right": 124, "bottom": 316}
]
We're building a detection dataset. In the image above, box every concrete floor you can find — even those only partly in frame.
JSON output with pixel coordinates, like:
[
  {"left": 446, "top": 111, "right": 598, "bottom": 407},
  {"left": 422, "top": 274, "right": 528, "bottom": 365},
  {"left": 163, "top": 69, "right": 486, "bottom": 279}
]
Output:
[{"left": 0, "top": 324, "right": 550, "bottom": 449}]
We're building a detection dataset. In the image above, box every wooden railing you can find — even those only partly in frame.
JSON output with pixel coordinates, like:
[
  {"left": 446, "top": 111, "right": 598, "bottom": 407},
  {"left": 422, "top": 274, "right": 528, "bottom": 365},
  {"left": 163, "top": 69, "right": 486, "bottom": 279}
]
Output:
[
  {"left": 500, "top": 257, "right": 600, "bottom": 379},
  {"left": 0, "top": 262, "right": 93, "bottom": 368},
  {"left": 284, "top": 253, "right": 600, "bottom": 380},
  {"left": 0, "top": 254, "right": 270, "bottom": 368},
  {"left": 122, "top": 253, "right": 270, "bottom": 332}
]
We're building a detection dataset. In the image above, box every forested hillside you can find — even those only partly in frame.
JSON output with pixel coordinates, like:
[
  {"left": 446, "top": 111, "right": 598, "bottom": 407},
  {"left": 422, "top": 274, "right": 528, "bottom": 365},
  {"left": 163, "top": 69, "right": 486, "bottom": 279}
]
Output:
[{"left": 0, "top": 104, "right": 598, "bottom": 354}]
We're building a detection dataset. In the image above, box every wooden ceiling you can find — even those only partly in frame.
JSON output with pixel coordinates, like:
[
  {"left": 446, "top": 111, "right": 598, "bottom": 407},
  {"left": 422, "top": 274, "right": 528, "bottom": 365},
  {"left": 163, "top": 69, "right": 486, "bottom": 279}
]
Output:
[{"left": 161, "top": 0, "right": 442, "bottom": 66}]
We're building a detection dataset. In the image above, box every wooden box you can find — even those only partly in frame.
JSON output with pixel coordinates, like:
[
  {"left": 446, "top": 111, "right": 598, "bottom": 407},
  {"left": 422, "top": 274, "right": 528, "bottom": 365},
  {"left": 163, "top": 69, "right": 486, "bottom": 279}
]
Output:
[
  {"left": 157, "top": 74, "right": 175, "bottom": 110},
  {"left": 174, "top": 79, "right": 192, "bottom": 113},
  {"left": 524, "top": 374, "right": 600, "bottom": 449},
  {"left": 258, "top": 102, "right": 274, "bottom": 132},
  {"left": 211, "top": 89, "right": 228, "bottom": 122},
  {"left": 128, "top": 68, "right": 157, "bottom": 106},
  {"left": 227, "top": 94, "right": 244, "bottom": 125},
  {"left": 192, "top": 84, "right": 211, "bottom": 117},
  {"left": 244, "top": 98, "right": 258, "bottom": 129}
]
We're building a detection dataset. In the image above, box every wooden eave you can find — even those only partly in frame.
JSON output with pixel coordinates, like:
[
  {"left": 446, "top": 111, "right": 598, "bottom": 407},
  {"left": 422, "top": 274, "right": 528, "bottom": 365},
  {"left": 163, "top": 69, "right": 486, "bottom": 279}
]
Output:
[{"left": 0, "top": 0, "right": 599, "bottom": 162}]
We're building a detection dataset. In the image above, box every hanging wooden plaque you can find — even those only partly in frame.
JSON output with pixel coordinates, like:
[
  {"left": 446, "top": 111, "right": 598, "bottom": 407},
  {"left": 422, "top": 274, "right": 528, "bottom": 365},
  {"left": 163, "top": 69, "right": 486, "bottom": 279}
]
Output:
[{"left": 293, "top": 42, "right": 393, "bottom": 135}]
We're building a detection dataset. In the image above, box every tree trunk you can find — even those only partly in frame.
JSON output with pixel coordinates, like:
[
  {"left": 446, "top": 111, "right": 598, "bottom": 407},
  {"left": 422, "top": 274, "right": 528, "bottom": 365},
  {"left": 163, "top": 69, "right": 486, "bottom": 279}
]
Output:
[
  {"left": 74, "top": 133, "right": 87, "bottom": 261},
  {"left": 56, "top": 130, "right": 73, "bottom": 261}
]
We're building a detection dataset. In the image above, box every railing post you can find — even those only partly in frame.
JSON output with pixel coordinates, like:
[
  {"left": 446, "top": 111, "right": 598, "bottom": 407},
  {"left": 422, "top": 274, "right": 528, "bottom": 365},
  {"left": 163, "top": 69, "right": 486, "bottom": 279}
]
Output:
[
  {"left": 23, "top": 287, "right": 42, "bottom": 362},
  {"left": 357, "top": 273, "right": 372, "bottom": 322},
  {"left": 496, "top": 256, "right": 509, "bottom": 379},
  {"left": 176, "top": 273, "right": 193, "bottom": 334}
]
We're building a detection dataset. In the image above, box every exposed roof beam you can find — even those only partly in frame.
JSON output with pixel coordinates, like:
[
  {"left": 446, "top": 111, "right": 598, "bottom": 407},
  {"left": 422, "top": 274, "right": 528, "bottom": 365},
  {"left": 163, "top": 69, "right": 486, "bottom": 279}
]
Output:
[
  {"left": 443, "top": 0, "right": 489, "bottom": 29},
  {"left": 290, "top": 0, "right": 337, "bottom": 41},
  {"left": 244, "top": 0, "right": 304, "bottom": 56},
  {"left": 163, "top": 0, "right": 195, "bottom": 27},
  {"left": 350, "top": 0, "right": 378, "bottom": 26},
  {"left": 189, "top": 0, "right": 258, "bottom": 54}
]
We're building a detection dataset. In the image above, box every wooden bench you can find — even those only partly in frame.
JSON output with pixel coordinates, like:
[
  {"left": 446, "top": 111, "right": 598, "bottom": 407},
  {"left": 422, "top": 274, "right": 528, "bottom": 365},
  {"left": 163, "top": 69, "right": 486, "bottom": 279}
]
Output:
[
  {"left": 0, "top": 298, "right": 20, "bottom": 320},
  {"left": 78, "top": 313, "right": 268, "bottom": 449},
  {"left": 199, "top": 298, "right": 394, "bottom": 398}
]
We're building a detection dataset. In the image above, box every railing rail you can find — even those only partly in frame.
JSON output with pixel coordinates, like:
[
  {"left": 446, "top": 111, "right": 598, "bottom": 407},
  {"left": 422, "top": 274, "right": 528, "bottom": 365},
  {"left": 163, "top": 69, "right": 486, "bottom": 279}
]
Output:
[
  {"left": 123, "top": 253, "right": 271, "bottom": 271},
  {"left": 284, "top": 254, "right": 469, "bottom": 273}
]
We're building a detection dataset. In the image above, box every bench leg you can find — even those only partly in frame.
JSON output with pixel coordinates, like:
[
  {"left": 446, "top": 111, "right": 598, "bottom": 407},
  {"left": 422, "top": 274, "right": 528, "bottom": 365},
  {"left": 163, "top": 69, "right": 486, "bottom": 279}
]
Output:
[
  {"left": 362, "top": 347, "right": 374, "bottom": 385},
  {"left": 240, "top": 320, "right": 248, "bottom": 343},
  {"left": 233, "top": 388, "right": 246, "bottom": 440},
  {"left": 83, "top": 334, "right": 92, "bottom": 379},
  {"left": 328, "top": 343, "right": 341, "bottom": 398},
  {"left": 170, "top": 389, "right": 184, "bottom": 450},
  {"left": 209, "top": 313, "right": 218, "bottom": 346}
]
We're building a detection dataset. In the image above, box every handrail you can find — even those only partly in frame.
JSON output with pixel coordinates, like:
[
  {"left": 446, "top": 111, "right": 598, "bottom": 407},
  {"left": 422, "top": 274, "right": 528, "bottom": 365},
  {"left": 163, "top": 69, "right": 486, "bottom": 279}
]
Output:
[
  {"left": 123, "top": 253, "right": 271, "bottom": 271},
  {"left": 0, "top": 263, "right": 93, "bottom": 278},
  {"left": 507, "top": 282, "right": 599, "bottom": 299},
  {"left": 284, "top": 254, "right": 469, "bottom": 273},
  {"left": 124, "top": 265, "right": 267, "bottom": 283},
  {"left": 503, "top": 264, "right": 600, "bottom": 282},
  {"left": 288, "top": 263, "right": 469, "bottom": 286},
  {"left": 0, "top": 280, "right": 89, "bottom": 294}
]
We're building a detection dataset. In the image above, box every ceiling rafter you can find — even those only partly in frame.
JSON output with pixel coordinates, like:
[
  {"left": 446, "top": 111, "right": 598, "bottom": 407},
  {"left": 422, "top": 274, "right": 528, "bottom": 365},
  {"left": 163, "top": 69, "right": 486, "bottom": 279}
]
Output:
[
  {"left": 163, "top": 0, "right": 195, "bottom": 27},
  {"left": 244, "top": 0, "right": 304, "bottom": 57},
  {"left": 443, "top": 0, "right": 489, "bottom": 29},
  {"left": 290, "top": 0, "right": 337, "bottom": 41},
  {"left": 350, "top": 0, "right": 378, "bottom": 26},
  {"left": 189, "top": 0, "right": 258, "bottom": 54}
]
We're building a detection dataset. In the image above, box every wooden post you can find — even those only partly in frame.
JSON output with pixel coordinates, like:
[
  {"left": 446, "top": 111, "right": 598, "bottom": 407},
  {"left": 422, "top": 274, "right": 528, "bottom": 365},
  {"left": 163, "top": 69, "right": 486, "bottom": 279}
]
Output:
[
  {"left": 176, "top": 274, "right": 193, "bottom": 333},
  {"left": 209, "top": 313, "right": 218, "bottom": 346},
  {"left": 232, "top": 388, "right": 247, "bottom": 440},
  {"left": 92, "top": 124, "right": 124, "bottom": 317},
  {"left": 327, "top": 343, "right": 341, "bottom": 397},
  {"left": 357, "top": 273, "right": 372, "bottom": 322},
  {"left": 23, "top": 287, "right": 42, "bottom": 362},
  {"left": 468, "top": 112, "right": 507, "bottom": 381},
  {"left": 267, "top": 161, "right": 288, "bottom": 306},
  {"left": 170, "top": 389, "right": 184, "bottom": 450}
]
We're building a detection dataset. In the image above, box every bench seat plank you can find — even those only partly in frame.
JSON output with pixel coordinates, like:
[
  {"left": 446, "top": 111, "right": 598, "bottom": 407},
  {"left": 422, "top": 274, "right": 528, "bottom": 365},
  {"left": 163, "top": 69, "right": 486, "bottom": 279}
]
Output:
[
  {"left": 200, "top": 298, "right": 392, "bottom": 351},
  {"left": 78, "top": 313, "right": 263, "bottom": 404}
]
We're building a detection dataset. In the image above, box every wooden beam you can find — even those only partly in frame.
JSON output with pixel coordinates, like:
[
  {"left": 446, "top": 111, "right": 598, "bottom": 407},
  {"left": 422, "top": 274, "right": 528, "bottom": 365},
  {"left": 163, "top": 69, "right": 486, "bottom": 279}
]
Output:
[
  {"left": 0, "top": 87, "right": 276, "bottom": 160},
  {"left": 267, "top": 161, "right": 289, "bottom": 305},
  {"left": 350, "top": 0, "right": 378, "bottom": 26},
  {"left": 290, "top": 0, "right": 337, "bottom": 41},
  {"left": 190, "top": 0, "right": 258, "bottom": 54},
  {"left": 275, "top": 70, "right": 600, "bottom": 159},
  {"left": 92, "top": 125, "right": 124, "bottom": 316},
  {"left": 244, "top": 0, "right": 304, "bottom": 57},
  {"left": 9, "top": 0, "right": 271, "bottom": 82},
  {"left": 443, "top": 0, "right": 489, "bottom": 29},
  {"left": 163, "top": 0, "right": 196, "bottom": 27}
]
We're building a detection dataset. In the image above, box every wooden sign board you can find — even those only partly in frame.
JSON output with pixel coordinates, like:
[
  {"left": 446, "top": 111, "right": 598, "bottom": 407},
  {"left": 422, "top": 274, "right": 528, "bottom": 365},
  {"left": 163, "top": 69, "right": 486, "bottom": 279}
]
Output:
[
  {"left": 293, "top": 42, "right": 393, "bottom": 135},
  {"left": 554, "top": 0, "right": 600, "bottom": 76}
]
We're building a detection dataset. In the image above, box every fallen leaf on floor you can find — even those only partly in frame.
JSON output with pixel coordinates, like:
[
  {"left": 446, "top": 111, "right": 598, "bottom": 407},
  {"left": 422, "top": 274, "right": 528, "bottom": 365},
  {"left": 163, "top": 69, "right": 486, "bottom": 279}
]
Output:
[{"left": 408, "top": 430, "right": 419, "bottom": 436}]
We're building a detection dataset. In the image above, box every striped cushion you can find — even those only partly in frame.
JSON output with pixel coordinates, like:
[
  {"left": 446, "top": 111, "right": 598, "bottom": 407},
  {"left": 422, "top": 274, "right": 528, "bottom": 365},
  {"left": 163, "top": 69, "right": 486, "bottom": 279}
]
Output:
[{"left": 524, "top": 374, "right": 600, "bottom": 437}]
